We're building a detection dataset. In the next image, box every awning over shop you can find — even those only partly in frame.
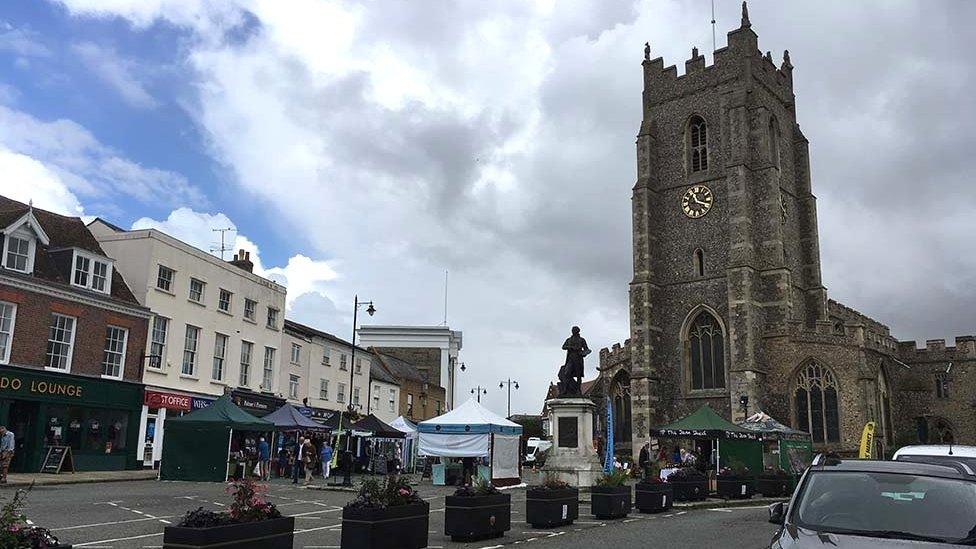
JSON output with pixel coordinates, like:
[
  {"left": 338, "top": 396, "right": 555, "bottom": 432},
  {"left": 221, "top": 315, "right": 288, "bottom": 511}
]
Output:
[{"left": 650, "top": 405, "right": 760, "bottom": 440}]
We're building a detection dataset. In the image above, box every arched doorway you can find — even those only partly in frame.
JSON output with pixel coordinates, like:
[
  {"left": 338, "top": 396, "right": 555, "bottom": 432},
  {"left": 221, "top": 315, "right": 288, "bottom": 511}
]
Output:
[{"left": 609, "top": 370, "right": 631, "bottom": 448}]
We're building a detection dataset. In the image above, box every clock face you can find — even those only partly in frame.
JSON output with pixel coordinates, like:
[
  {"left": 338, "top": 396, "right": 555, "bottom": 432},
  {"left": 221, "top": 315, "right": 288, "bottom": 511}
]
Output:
[{"left": 681, "top": 185, "right": 713, "bottom": 218}]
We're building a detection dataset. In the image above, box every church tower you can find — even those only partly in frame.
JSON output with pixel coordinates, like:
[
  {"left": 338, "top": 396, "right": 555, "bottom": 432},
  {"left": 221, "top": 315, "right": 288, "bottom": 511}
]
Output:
[{"left": 628, "top": 2, "right": 829, "bottom": 452}]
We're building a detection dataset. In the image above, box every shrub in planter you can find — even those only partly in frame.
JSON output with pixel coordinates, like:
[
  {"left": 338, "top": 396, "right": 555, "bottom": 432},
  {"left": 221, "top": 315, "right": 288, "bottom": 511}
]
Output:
[
  {"left": 666, "top": 467, "right": 708, "bottom": 502},
  {"left": 163, "top": 478, "right": 293, "bottom": 549},
  {"left": 525, "top": 473, "right": 579, "bottom": 528},
  {"left": 1, "top": 484, "right": 71, "bottom": 548},
  {"left": 591, "top": 469, "right": 632, "bottom": 520},
  {"left": 716, "top": 460, "right": 755, "bottom": 500},
  {"left": 756, "top": 467, "right": 792, "bottom": 498},
  {"left": 445, "top": 476, "right": 511, "bottom": 541},
  {"left": 635, "top": 463, "right": 673, "bottom": 514},
  {"left": 341, "top": 475, "right": 429, "bottom": 549}
]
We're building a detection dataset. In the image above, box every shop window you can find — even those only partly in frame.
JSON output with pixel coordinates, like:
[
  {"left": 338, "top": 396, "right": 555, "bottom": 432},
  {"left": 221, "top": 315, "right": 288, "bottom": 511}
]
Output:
[
  {"left": 0, "top": 301, "right": 16, "bottom": 364},
  {"left": 46, "top": 313, "right": 76, "bottom": 371},
  {"left": 101, "top": 325, "right": 128, "bottom": 379},
  {"left": 45, "top": 405, "right": 128, "bottom": 454}
]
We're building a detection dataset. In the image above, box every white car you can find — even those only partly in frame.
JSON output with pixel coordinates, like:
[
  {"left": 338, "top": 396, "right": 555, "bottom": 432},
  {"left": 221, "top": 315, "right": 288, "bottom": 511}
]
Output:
[
  {"left": 893, "top": 444, "right": 976, "bottom": 471},
  {"left": 525, "top": 437, "right": 553, "bottom": 465}
]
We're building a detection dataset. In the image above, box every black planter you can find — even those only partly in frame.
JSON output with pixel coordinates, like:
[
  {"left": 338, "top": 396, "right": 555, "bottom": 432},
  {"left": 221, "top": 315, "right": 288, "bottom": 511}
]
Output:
[
  {"left": 634, "top": 481, "right": 673, "bottom": 513},
  {"left": 756, "top": 476, "right": 791, "bottom": 497},
  {"left": 162, "top": 516, "right": 294, "bottom": 549},
  {"left": 341, "top": 501, "right": 429, "bottom": 549},
  {"left": 717, "top": 477, "right": 755, "bottom": 500},
  {"left": 590, "top": 485, "right": 632, "bottom": 519},
  {"left": 445, "top": 493, "right": 511, "bottom": 541},
  {"left": 525, "top": 487, "right": 579, "bottom": 528},
  {"left": 668, "top": 478, "right": 708, "bottom": 501}
]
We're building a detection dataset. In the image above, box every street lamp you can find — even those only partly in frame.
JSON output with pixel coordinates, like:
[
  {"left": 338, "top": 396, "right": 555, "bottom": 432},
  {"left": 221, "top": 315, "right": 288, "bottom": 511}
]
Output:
[
  {"left": 499, "top": 378, "right": 519, "bottom": 418},
  {"left": 470, "top": 386, "right": 487, "bottom": 403},
  {"left": 348, "top": 294, "right": 375, "bottom": 415}
]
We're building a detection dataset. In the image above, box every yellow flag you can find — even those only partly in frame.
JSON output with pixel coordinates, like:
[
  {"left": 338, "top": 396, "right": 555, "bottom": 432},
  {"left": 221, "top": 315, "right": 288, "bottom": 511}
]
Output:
[{"left": 858, "top": 422, "right": 876, "bottom": 459}]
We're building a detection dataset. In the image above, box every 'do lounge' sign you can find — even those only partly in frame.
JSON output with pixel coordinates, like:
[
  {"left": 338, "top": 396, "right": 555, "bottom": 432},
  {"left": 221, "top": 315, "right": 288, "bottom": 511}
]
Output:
[{"left": 0, "top": 376, "right": 83, "bottom": 398}]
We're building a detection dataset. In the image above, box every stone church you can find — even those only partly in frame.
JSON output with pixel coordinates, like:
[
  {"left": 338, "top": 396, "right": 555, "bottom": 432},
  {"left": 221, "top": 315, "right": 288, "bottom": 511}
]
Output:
[{"left": 597, "top": 3, "right": 975, "bottom": 459}]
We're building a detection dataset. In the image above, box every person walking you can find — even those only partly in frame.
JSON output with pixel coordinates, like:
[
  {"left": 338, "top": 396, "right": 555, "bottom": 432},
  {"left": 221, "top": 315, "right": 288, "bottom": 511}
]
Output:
[
  {"left": 0, "top": 426, "right": 14, "bottom": 483},
  {"left": 320, "top": 440, "right": 333, "bottom": 481},
  {"left": 292, "top": 436, "right": 304, "bottom": 485},
  {"left": 302, "top": 438, "right": 315, "bottom": 485},
  {"left": 257, "top": 436, "right": 271, "bottom": 481}
]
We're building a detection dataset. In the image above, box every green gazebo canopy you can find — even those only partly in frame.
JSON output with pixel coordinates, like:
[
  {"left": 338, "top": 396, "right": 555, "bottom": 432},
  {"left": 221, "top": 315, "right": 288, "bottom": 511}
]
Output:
[
  {"left": 650, "top": 405, "right": 759, "bottom": 440},
  {"left": 166, "top": 394, "right": 272, "bottom": 430}
]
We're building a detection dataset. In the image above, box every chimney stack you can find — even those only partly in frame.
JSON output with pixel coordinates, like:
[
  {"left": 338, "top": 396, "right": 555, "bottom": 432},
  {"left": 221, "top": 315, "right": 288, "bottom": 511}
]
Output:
[{"left": 229, "top": 248, "right": 254, "bottom": 273}]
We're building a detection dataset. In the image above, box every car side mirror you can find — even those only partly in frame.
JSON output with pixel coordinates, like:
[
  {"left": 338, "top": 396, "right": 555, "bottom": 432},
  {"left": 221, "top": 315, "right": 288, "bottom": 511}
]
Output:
[{"left": 768, "top": 502, "right": 787, "bottom": 525}]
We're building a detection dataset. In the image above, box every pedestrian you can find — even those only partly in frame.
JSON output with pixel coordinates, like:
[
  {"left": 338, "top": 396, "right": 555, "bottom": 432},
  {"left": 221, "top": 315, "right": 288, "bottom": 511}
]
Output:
[
  {"left": 292, "top": 436, "right": 304, "bottom": 485},
  {"left": 0, "top": 426, "right": 14, "bottom": 483},
  {"left": 320, "top": 440, "right": 333, "bottom": 480},
  {"left": 257, "top": 436, "right": 271, "bottom": 481},
  {"left": 303, "top": 438, "right": 315, "bottom": 485},
  {"left": 672, "top": 446, "right": 681, "bottom": 465},
  {"left": 638, "top": 442, "right": 650, "bottom": 478}
]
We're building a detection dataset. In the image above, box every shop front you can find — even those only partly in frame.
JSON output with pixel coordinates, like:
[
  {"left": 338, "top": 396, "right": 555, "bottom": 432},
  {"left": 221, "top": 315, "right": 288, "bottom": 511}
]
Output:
[
  {"left": 0, "top": 365, "right": 143, "bottom": 472},
  {"left": 230, "top": 389, "right": 284, "bottom": 418},
  {"left": 137, "top": 388, "right": 216, "bottom": 468}
]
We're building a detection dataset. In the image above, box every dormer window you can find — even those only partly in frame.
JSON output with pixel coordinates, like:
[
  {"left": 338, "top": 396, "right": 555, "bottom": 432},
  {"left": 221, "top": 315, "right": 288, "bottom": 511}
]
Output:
[
  {"left": 71, "top": 250, "right": 113, "bottom": 294},
  {"left": 2, "top": 210, "right": 49, "bottom": 275}
]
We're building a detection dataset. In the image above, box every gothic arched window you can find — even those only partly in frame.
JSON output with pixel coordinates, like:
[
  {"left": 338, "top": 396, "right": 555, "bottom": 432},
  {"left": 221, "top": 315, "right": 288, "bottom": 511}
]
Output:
[
  {"left": 693, "top": 248, "right": 705, "bottom": 277},
  {"left": 689, "top": 116, "right": 708, "bottom": 173},
  {"left": 688, "top": 311, "right": 725, "bottom": 390},
  {"left": 794, "top": 363, "right": 840, "bottom": 443}
]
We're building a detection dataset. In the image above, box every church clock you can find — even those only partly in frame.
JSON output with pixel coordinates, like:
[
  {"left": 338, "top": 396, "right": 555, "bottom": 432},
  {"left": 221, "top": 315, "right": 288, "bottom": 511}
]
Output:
[{"left": 681, "top": 185, "right": 713, "bottom": 218}]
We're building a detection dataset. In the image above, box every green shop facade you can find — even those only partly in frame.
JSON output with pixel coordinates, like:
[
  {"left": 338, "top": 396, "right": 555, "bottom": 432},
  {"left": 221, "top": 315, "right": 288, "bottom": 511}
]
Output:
[{"left": 0, "top": 365, "right": 143, "bottom": 472}]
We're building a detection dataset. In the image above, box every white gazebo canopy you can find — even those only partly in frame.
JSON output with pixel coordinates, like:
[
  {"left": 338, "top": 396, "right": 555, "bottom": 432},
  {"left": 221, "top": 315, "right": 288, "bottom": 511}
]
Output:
[{"left": 417, "top": 398, "right": 522, "bottom": 458}]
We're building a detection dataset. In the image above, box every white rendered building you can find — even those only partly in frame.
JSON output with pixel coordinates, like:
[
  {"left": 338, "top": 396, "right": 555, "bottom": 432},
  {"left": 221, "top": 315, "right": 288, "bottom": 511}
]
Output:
[
  {"left": 89, "top": 219, "right": 286, "bottom": 467},
  {"left": 357, "top": 325, "right": 461, "bottom": 410}
]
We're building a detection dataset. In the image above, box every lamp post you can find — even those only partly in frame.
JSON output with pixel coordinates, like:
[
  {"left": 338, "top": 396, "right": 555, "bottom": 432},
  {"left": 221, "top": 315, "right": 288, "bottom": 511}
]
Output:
[
  {"left": 499, "top": 378, "right": 519, "bottom": 418},
  {"left": 470, "top": 386, "right": 487, "bottom": 403},
  {"left": 452, "top": 362, "right": 466, "bottom": 409},
  {"left": 347, "top": 295, "right": 375, "bottom": 415}
]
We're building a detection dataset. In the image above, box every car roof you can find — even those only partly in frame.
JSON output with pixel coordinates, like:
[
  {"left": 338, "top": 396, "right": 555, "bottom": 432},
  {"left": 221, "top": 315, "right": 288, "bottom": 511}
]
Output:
[
  {"left": 810, "top": 457, "right": 973, "bottom": 480},
  {"left": 893, "top": 445, "right": 976, "bottom": 458}
]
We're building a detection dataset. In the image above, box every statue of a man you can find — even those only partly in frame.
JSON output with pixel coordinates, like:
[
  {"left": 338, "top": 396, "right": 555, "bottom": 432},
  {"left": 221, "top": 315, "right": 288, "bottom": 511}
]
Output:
[{"left": 558, "top": 326, "right": 590, "bottom": 396}]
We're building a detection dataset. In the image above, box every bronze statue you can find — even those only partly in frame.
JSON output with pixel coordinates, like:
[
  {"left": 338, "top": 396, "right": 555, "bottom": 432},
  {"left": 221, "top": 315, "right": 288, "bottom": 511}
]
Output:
[{"left": 557, "top": 326, "right": 590, "bottom": 396}]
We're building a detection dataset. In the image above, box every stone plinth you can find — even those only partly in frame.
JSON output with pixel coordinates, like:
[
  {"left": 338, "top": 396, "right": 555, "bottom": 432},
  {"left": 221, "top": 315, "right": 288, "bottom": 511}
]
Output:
[{"left": 542, "top": 397, "right": 603, "bottom": 487}]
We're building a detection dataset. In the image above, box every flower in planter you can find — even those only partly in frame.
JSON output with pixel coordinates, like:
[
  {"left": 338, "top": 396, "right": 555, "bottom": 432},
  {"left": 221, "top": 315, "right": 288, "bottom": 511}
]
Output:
[
  {"left": 639, "top": 462, "right": 664, "bottom": 484},
  {"left": 666, "top": 467, "right": 705, "bottom": 482},
  {"left": 176, "top": 478, "right": 281, "bottom": 527},
  {"left": 595, "top": 469, "right": 630, "bottom": 487},
  {"left": 0, "top": 484, "right": 65, "bottom": 548},
  {"left": 454, "top": 476, "right": 501, "bottom": 497},
  {"left": 718, "top": 459, "right": 751, "bottom": 478},
  {"left": 761, "top": 466, "right": 790, "bottom": 478},
  {"left": 345, "top": 474, "right": 423, "bottom": 510}
]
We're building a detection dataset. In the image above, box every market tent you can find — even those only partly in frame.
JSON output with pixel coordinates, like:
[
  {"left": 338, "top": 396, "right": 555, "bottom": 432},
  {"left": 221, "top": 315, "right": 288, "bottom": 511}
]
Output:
[
  {"left": 316, "top": 409, "right": 357, "bottom": 432},
  {"left": 160, "top": 394, "right": 272, "bottom": 482},
  {"left": 264, "top": 403, "right": 329, "bottom": 431},
  {"left": 738, "top": 411, "right": 813, "bottom": 474},
  {"left": 418, "top": 398, "right": 522, "bottom": 486},
  {"left": 390, "top": 416, "right": 418, "bottom": 471},
  {"left": 352, "top": 414, "right": 406, "bottom": 438},
  {"left": 650, "top": 405, "right": 762, "bottom": 474}
]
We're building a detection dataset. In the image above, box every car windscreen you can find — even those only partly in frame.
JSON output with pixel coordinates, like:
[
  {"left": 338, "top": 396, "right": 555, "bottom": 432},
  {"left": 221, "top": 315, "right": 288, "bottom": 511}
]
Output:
[{"left": 795, "top": 471, "right": 976, "bottom": 543}]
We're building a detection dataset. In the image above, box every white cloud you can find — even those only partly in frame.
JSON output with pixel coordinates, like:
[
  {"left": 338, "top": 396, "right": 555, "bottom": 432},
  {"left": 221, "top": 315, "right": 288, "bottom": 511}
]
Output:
[
  {"left": 73, "top": 42, "right": 157, "bottom": 108},
  {"left": 0, "top": 147, "right": 84, "bottom": 215},
  {"left": 0, "top": 21, "right": 51, "bottom": 58}
]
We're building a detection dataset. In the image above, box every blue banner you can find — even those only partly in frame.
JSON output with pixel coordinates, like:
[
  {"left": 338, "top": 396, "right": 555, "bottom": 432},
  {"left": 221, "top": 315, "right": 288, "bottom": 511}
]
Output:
[{"left": 604, "top": 396, "right": 615, "bottom": 473}]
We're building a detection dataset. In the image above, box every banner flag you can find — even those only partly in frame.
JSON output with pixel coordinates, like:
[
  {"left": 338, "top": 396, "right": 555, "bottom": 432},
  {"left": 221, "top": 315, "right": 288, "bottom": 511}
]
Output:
[{"left": 604, "top": 396, "right": 615, "bottom": 473}]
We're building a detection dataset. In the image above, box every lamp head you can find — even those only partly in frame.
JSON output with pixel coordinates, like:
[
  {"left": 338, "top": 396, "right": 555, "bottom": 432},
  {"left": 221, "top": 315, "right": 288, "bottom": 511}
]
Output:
[
  {"left": 366, "top": 303, "right": 376, "bottom": 316},
  {"left": 514, "top": 382, "right": 519, "bottom": 390},
  {"left": 460, "top": 363, "right": 466, "bottom": 372},
  {"left": 499, "top": 382, "right": 504, "bottom": 389}
]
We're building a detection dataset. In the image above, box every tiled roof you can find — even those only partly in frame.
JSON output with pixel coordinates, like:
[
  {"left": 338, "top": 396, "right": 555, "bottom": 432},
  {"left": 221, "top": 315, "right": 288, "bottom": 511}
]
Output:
[
  {"left": 369, "top": 349, "right": 426, "bottom": 384},
  {"left": 368, "top": 355, "right": 400, "bottom": 385},
  {"left": 0, "top": 196, "right": 140, "bottom": 306},
  {"left": 283, "top": 319, "right": 370, "bottom": 353}
]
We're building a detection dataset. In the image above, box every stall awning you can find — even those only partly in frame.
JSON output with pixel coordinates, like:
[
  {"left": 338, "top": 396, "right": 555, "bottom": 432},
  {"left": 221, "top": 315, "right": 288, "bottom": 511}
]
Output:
[
  {"left": 737, "top": 411, "right": 811, "bottom": 442},
  {"left": 390, "top": 416, "right": 418, "bottom": 440},
  {"left": 417, "top": 398, "right": 523, "bottom": 436},
  {"left": 166, "top": 394, "right": 272, "bottom": 431},
  {"left": 352, "top": 414, "right": 405, "bottom": 438},
  {"left": 650, "top": 405, "right": 759, "bottom": 440},
  {"left": 263, "top": 403, "right": 330, "bottom": 431}
]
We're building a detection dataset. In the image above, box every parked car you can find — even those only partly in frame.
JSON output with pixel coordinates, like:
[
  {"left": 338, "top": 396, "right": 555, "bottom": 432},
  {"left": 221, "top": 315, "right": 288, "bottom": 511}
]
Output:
[
  {"left": 768, "top": 455, "right": 976, "bottom": 547},
  {"left": 525, "top": 438, "right": 553, "bottom": 466},
  {"left": 893, "top": 444, "right": 976, "bottom": 471}
]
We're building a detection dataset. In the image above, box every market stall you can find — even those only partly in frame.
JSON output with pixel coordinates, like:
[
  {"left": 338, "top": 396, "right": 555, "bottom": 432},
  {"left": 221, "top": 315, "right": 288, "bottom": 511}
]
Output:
[
  {"left": 351, "top": 414, "right": 404, "bottom": 474},
  {"left": 418, "top": 398, "right": 523, "bottom": 487},
  {"left": 650, "top": 405, "right": 763, "bottom": 475},
  {"left": 737, "top": 411, "right": 813, "bottom": 474},
  {"left": 159, "top": 394, "right": 272, "bottom": 482},
  {"left": 390, "top": 416, "right": 418, "bottom": 473}
]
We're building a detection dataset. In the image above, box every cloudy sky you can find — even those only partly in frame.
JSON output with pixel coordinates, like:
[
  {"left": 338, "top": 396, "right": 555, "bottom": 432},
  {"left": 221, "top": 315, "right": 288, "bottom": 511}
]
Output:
[{"left": 1, "top": 1, "right": 973, "bottom": 416}]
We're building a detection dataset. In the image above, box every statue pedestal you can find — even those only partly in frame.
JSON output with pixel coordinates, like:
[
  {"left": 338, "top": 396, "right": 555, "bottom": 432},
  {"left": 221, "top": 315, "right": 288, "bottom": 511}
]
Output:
[{"left": 542, "top": 397, "right": 604, "bottom": 488}]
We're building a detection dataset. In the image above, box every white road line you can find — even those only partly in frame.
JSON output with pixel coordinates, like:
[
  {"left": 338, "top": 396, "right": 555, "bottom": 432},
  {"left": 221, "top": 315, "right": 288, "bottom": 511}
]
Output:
[
  {"left": 708, "top": 508, "right": 734, "bottom": 513},
  {"left": 291, "top": 508, "right": 343, "bottom": 517},
  {"left": 159, "top": 519, "right": 172, "bottom": 524},
  {"left": 294, "top": 523, "right": 342, "bottom": 534},
  {"left": 675, "top": 511, "right": 687, "bottom": 515},
  {"left": 74, "top": 532, "right": 164, "bottom": 547},
  {"left": 53, "top": 515, "right": 178, "bottom": 531}
]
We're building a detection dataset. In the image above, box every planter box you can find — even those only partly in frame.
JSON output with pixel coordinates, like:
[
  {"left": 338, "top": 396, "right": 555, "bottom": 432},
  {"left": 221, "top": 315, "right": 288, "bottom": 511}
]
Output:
[
  {"left": 341, "top": 501, "right": 429, "bottom": 549},
  {"left": 757, "top": 476, "right": 791, "bottom": 498},
  {"left": 634, "top": 482, "right": 673, "bottom": 513},
  {"left": 162, "top": 516, "right": 294, "bottom": 549},
  {"left": 590, "top": 485, "right": 631, "bottom": 520},
  {"left": 717, "top": 477, "right": 755, "bottom": 500},
  {"left": 525, "top": 487, "right": 579, "bottom": 528},
  {"left": 668, "top": 478, "right": 708, "bottom": 501},
  {"left": 445, "top": 493, "right": 511, "bottom": 542}
]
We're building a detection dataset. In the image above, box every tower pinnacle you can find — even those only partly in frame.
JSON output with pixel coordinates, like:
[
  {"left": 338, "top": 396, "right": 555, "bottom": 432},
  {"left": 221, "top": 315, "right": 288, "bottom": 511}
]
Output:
[{"left": 741, "top": 1, "right": 751, "bottom": 28}]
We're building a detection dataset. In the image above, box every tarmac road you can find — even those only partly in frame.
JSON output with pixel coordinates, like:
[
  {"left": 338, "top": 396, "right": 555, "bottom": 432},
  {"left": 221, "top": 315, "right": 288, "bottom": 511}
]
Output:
[{"left": 11, "top": 478, "right": 777, "bottom": 548}]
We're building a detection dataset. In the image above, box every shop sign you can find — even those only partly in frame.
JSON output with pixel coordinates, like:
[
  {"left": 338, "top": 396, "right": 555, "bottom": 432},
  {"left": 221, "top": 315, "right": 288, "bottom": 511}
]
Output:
[
  {"left": 191, "top": 397, "right": 214, "bottom": 410},
  {"left": 144, "top": 390, "right": 191, "bottom": 411},
  {"left": 232, "top": 395, "right": 272, "bottom": 413},
  {"left": 0, "top": 375, "right": 83, "bottom": 399},
  {"left": 298, "top": 406, "right": 334, "bottom": 422}
]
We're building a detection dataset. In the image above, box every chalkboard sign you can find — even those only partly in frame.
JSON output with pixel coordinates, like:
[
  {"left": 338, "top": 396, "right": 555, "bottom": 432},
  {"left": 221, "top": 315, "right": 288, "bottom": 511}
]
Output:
[
  {"left": 40, "top": 445, "right": 74, "bottom": 474},
  {"left": 558, "top": 417, "right": 578, "bottom": 448}
]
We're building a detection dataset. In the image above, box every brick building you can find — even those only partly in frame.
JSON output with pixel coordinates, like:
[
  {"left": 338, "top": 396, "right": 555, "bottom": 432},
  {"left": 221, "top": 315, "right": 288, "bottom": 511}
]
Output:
[
  {"left": 598, "top": 4, "right": 974, "bottom": 459},
  {"left": 0, "top": 196, "right": 150, "bottom": 471},
  {"left": 369, "top": 349, "right": 446, "bottom": 422}
]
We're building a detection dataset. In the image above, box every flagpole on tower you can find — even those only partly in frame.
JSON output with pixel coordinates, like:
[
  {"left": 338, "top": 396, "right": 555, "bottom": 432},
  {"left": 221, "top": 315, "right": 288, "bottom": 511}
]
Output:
[{"left": 711, "top": 0, "right": 717, "bottom": 52}]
